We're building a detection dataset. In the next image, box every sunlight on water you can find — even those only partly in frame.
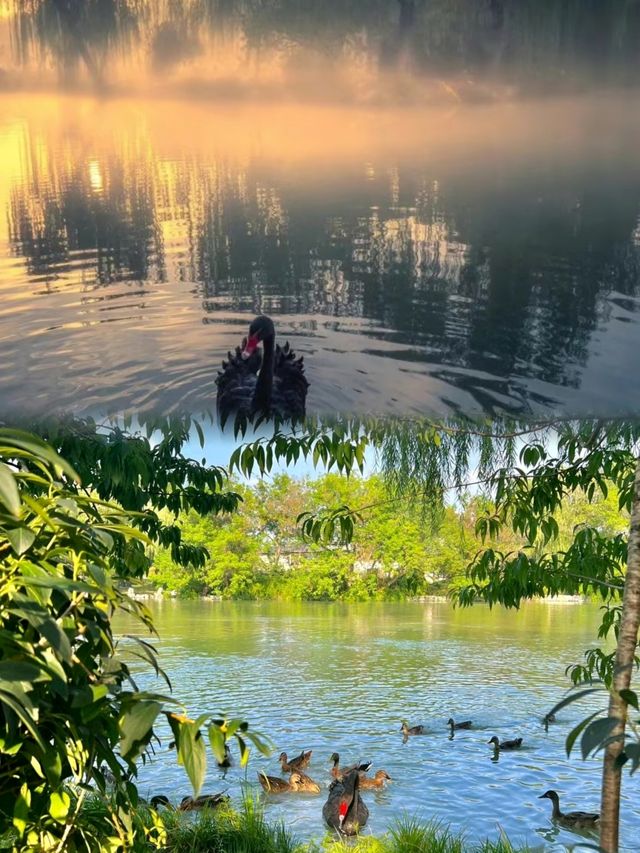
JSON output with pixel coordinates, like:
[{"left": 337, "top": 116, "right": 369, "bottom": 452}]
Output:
[
  {"left": 114, "top": 600, "right": 640, "bottom": 851},
  {"left": 1, "top": 93, "right": 639, "bottom": 419}
]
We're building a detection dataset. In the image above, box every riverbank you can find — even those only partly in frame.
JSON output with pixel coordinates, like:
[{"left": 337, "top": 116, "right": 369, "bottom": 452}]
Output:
[{"left": 80, "top": 794, "right": 529, "bottom": 853}]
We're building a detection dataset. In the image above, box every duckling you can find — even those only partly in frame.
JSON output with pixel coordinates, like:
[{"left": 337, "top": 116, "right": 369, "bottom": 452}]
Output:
[
  {"left": 400, "top": 720, "right": 425, "bottom": 736},
  {"left": 358, "top": 769, "right": 392, "bottom": 790},
  {"left": 447, "top": 718, "right": 472, "bottom": 730},
  {"left": 329, "top": 753, "right": 372, "bottom": 780},
  {"left": 539, "top": 790, "right": 599, "bottom": 829},
  {"left": 488, "top": 736, "right": 523, "bottom": 751},
  {"left": 258, "top": 770, "right": 320, "bottom": 794},
  {"left": 279, "top": 749, "right": 312, "bottom": 773},
  {"left": 179, "top": 793, "right": 229, "bottom": 811},
  {"left": 323, "top": 768, "right": 369, "bottom": 835}
]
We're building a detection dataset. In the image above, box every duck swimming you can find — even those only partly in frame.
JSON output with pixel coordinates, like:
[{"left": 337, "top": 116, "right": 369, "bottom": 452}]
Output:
[
  {"left": 279, "top": 749, "right": 312, "bottom": 773},
  {"left": 323, "top": 768, "right": 369, "bottom": 836},
  {"left": 216, "top": 315, "right": 309, "bottom": 429},
  {"left": 180, "top": 793, "right": 229, "bottom": 811},
  {"left": 539, "top": 790, "right": 599, "bottom": 829},
  {"left": 258, "top": 771, "right": 320, "bottom": 794},
  {"left": 401, "top": 721, "right": 425, "bottom": 736},
  {"left": 329, "top": 753, "right": 372, "bottom": 780},
  {"left": 358, "top": 770, "right": 392, "bottom": 790},
  {"left": 149, "top": 793, "right": 228, "bottom": 811},
  {"left": 447, "top": 718, "right": 472, "bottom": 730},
  {"left": 488, "top": 736, "right": 523, "bottom": 751}
]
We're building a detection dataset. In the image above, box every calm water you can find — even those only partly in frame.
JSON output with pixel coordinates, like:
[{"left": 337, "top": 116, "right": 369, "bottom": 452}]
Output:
[
  {"left": 1, "top": 93, "right": 640, "bottom": 419},
  {"left": 114, "top": 600, "right": 640, "bottom": 850}
]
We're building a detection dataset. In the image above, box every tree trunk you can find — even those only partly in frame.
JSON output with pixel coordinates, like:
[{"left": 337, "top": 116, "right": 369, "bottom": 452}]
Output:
[{"left": 600, "top": 454, "right": 640, "bottom": 853}]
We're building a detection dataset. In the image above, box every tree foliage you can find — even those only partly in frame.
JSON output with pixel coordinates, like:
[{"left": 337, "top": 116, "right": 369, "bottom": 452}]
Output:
[{"left": 0, "top": 427, "right": 270, "bottom": 849}]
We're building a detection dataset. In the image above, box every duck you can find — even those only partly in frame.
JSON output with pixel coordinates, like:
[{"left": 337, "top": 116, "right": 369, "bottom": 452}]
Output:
[
  {"left": 447, "top": 718, "right": 472, "bottom": 730},
  {"left": 216, "top": 315, "right": 309, "bottom": 429},
  {"left": 358, "top": 769, "right": 392, "bottom": 790},
  {"left": 329, "top": 753, "right": 372, "bottom": 780},
  {"left": 539, "top": 790, "right": 599, "bottom": 829},
  {"left": 323, "top": 768, "right": 369, "bottom": 835},
  {"left": 257, "top": 770, "right": 321, "bottom": 794},
  {"left": 179, "top": 793, "right": 229, "bottom": 811},
  {"left": 400, "top": 720, "right": 425, "bottom": 736},
  {"left": 149, "top": 792, "right": 228, "bottom": 811},
  {"left": 488, "top": 736, "right": 523, "bottom": 751},
  {"left": 279, "top": 749, "right": 312, "bottom": 773}
]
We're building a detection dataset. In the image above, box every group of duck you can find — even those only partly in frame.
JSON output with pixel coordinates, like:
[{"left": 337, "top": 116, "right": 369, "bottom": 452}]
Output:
[
  {"left": 401, "top": 715, "right": 600, "bottom": 832},
  {"left": 149, "top": 712, "right": 600, "bottom": 836},
  {"left": 257, "top": 749, "right": 392, "bottom": 835}
]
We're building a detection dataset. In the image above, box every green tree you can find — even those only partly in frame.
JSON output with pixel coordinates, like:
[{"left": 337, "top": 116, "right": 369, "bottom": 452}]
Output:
[{"left": 0, "top": 426, "right": 271, "bottom": 849}]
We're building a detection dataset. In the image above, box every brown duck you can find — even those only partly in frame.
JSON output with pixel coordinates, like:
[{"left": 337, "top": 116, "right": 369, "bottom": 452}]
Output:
[
  {"left": 279, "top": 749, "right": 312, "bottom": 772},
  {"left": 447, "top": 717, "right": 472, "bottom": 731},
  {"left": 329, "top": 752, "right": 372, "bottom": 780},
  {"left": 358, "top": 769, "right": 392, "bottom": 790},
  {"left": 488, "top": 736, "right": 523, "bottom": 751},
  {"left": 257, "top": 770, "right": 320, "bottom": 794},
  {"left": 401, "top": 720, "right": 425, "bottom": 736},
  {"left": 149, "top": 793, "right": 228, "bottom": 811},
  {"left": 539, "top": 790, "right": 599, "bottom": 829}
]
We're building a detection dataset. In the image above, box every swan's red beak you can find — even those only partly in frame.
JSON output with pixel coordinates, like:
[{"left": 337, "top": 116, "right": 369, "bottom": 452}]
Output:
[
  {"left": 338, "top": 800, "right": 348, "bottom": 825},
  {"left": 241, "top": 334, "right": 260, "bottom": 360}
]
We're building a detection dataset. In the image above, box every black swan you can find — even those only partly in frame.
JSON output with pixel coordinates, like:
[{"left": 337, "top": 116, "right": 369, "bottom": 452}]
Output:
[
  {"left": 323, "top": 768, "right": 369, "bottom": 835},
  {"left": 216, "top": 315, "right": 309, "bottom": 429}
]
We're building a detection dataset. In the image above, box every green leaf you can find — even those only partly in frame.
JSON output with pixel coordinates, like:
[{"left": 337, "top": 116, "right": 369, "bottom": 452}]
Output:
[
  {"left": 13, "top": 783, "right": 31, "bottom": 836},
  {"left": 565, "top": 710, "right": 602, "bottom": 757},
  {"left": 547, "top": 686, "right": 605, "bottom": 720},
  {"left": 0, "top": 461, "right": 21, "bottom": 516},
  {"left": 176, "top": 721, "right": 207, "bottom": 796},
  {"left": 581, "top": 716, "right": 621, "bottom": 759},
  {"left": 619, "top": 689, "right": 639, "bottom": 711},
  {"left": 6, "top": 527, "right": 36, "bottom": 555},
  {"left": 119, "top": 700, "right": 162, "bottom": 758},
  {"left": 48, "top": 791, "right": 71, "bottom": 823},
  {"left": 0, "top": 661, "right": 44, "bottom": 682},
  {"left": 208, "top": 723, "right": 227, "bottom": 765}
]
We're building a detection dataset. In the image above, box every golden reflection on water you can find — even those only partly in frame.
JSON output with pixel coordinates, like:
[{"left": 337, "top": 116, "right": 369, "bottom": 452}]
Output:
[{"left": 1, "top": 91, "right": 639, "bottom": 417}]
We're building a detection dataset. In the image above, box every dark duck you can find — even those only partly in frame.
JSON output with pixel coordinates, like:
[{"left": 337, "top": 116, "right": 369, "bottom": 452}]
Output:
[
  {"left": 216, "top": 315, "right": 309, "bottom": 429},
  {"left": 323, "top": 768, "right": 369, "bottom": 836}
]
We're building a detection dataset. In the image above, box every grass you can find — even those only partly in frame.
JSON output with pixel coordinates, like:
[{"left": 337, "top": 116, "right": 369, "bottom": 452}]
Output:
[
  {"left": 161, "top": 803, "right": 531, "bottom": 853},
  {"left": 73, "top": 791, "right": 531, "bottom": 852}
]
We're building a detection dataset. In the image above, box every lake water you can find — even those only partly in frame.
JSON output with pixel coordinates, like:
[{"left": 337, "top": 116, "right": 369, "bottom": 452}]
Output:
[
  {"left": 114, "top": 599, "right": 640, "bottom": 850},
  {"left": 1, "top": 92, "right": 640, "bottom": 420}
]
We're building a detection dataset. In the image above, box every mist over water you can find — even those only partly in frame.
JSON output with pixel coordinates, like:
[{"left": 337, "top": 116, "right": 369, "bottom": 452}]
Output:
[{"left": 1, "top": 91, "right": 639, "bottom": 419}]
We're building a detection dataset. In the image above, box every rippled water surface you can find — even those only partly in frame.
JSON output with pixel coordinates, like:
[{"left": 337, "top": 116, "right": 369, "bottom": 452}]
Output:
[
  {"left": 114, "top": 600, "right": 640, "bottom": 850},
  {"left": 2, "top": 93, "right": 640, "bottom": 418}
]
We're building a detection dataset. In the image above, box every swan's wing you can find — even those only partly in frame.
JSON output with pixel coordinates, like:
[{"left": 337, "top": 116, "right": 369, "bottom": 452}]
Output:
[
  {"left": 272, "top": 342, "right": 309, "bottom": 420},
  {"left": 216, "top": 345, "right": 262, "bottom": 428}
]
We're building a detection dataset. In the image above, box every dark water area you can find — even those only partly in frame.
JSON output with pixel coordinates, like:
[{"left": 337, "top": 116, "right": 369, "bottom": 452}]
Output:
[
  {"left": 1, "top": 93, "right": 639, "bottom": 419},
  {"left": 114, "top": 600, "right": 640, "bottom": 851}
]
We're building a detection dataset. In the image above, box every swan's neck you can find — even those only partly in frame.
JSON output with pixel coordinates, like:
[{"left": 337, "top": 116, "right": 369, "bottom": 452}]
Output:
[{"left": 254, "top": 334, "right": 275, "bottom": 408}]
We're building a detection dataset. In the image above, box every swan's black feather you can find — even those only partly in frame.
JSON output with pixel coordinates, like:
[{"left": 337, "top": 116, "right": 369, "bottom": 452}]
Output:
[{"left": 216, "top": 322, "right": 309, "bottom": 429}]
